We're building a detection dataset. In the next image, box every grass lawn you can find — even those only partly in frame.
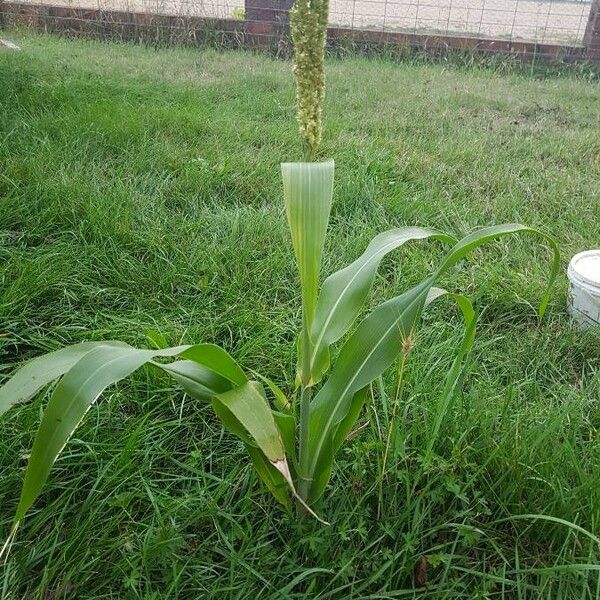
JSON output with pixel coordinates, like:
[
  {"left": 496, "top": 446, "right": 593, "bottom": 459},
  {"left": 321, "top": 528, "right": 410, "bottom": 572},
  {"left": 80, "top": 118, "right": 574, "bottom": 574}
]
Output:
[{"left": 1, "top": 31, "right": 599, "bottom": 598}]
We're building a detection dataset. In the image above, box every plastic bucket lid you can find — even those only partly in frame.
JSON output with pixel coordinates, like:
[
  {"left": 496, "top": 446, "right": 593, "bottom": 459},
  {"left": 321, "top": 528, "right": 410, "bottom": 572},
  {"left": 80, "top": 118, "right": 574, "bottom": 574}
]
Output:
[{"left": 567, "top": 250, "right": 600, "bottom": 292}]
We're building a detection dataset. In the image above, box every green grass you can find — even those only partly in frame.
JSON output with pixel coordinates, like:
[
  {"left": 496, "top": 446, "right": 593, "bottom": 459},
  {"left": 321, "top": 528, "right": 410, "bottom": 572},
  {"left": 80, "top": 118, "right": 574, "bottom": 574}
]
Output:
[{"left": 1, "top": 30, "right": 599, "bottom": 598}]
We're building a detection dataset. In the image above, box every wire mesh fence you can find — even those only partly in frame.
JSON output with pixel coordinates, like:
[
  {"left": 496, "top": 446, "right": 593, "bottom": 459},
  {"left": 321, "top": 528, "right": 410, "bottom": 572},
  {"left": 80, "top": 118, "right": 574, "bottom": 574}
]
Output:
[{"left": 1, "top": 0, "right": 599, "bottom": 59}]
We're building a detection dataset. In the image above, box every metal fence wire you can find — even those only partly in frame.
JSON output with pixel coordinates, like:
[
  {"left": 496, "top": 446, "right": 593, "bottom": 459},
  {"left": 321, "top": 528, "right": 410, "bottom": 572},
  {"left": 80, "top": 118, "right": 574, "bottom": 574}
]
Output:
[{"left": 1, "top": 0, "right": 599, "bottom": 58}]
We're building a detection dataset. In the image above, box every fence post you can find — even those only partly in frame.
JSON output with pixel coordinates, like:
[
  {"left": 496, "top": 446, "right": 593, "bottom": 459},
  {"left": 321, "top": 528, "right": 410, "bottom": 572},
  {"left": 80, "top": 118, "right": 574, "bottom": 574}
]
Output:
[
  {"left": 245, "top": 0, "right": 294, "bottom": 48},
  {"left": 584, "top": 0, "right": 600, "bottom": 59}
]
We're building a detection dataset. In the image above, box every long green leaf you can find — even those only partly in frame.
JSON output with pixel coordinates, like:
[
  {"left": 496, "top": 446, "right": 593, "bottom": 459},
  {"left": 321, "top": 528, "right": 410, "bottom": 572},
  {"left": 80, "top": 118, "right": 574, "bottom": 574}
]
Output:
[
  {"left": 156, "top": 343, "right": 247, "bottom": 402},
  {"left": 10, "top": 343, "right": 249, "bottom": 524},
  {"left": 308, "top": 227, "right": 456, "bottom": 384},
  {"left": 156, "top": 343, "right": 246, "bottom": 403},
  {"left": 175, "top": 380, "right": 292, "bottom": 507},
  {"left": 309, "top": 387, "right": 369, "bottom": 503},
  {"left": 306, "top": 224, "right": 559, "bottom": 502},
  {"left": 215, "top": 381, "right": 285, "bottom": 463},
  {"left": 307, "top": 279, "right": 431, "bottom": 501},
  {"left": 273, "top": 410, "right": 297, "bottom": 460},
  {"left": 434, "top": 224, "right": 560, "bottom": 318},
  {"left": 252, "top": 371, "right": 292, "bottom": 413},
  {"left": 423, "top": 288, "right": 477, "bottom": 461},
  {"left": 160, "top": 363, "right": 289, "bottom": 464},
  {"left": 172, "top": 369, "right": 297, "bottom": 509},
  {"left": 158, "top": 360, "right": 232, "bottom": 401},
  {"left": 211, "top": 399, "right": 255, "bottom": 445},
  {"left": 282, "top": 160, "right": 334, "bottom": 385},
  {"left": 0, "top": 341, "right": 129, "bottom": 418},
  {"left": 13, "top": 344, "right": 192, "bottom": 522},
  {"left": 245, "top": 444, "right": 291, "bottom": 509},
  {"left": 177, "top": 344, "right": 247, "bottom": 387}
]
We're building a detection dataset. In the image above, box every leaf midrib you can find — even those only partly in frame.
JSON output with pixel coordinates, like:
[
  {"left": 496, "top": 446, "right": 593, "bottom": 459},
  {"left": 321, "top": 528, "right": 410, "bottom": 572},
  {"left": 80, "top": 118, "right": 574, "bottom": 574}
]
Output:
[
  {"left": 309, "top": 236, "right": 406, "bottom": 372},
  {"left": 307, "top": 283, "right": 429, "bottom": 478}
]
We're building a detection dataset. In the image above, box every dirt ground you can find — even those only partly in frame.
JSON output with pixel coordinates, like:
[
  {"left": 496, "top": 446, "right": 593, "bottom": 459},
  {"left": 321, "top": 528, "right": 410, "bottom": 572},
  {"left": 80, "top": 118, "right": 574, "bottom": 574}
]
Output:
[{"left": 7, "top": 0, "right": 592, "bottom": 44}]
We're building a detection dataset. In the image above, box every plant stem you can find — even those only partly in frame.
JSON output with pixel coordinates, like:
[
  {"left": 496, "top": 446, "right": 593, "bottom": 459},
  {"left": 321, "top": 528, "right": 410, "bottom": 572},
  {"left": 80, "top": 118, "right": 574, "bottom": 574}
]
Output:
[
  {"left": 303, "top": 143, "right": 315, "bottom": 163},
  {"left": 296, "top": 264, "right": 315, "bottom": 516},
  {"left": 377, "top": 352, "right": 406, "bottom": 519},
  {"left": 297, "top": 384, "right": 313, "bottom": 516}
]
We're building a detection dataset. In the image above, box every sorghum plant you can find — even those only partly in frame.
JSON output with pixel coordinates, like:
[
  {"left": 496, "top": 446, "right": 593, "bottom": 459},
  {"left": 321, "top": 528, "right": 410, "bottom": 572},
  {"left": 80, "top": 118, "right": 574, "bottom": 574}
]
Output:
[
  {"left": 0, "top": 219, "right": 559, "bottom": 550},
  {"left": 0, "top": 0, "right": 560, "bottom": 554}
]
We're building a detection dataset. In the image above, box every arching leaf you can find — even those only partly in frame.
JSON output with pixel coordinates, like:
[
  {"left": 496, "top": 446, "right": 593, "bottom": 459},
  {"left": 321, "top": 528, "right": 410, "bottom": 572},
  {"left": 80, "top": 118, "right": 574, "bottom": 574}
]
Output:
[{"left": 307, "top": 227, "right": 456, "bottom": 385}]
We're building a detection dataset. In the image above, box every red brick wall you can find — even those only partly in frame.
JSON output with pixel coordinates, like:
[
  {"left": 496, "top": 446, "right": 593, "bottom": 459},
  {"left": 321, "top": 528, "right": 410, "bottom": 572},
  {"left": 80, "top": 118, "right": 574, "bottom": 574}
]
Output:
[{"left": 0, "top": 1, "right": 596, "bottom": 62}]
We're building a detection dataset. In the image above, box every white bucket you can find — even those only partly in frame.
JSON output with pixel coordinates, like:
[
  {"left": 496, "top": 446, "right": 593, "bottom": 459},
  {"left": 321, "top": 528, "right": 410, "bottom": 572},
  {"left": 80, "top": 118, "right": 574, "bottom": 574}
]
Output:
[{"left": 567, "top": 250, "right": 600, "bottom": 329}]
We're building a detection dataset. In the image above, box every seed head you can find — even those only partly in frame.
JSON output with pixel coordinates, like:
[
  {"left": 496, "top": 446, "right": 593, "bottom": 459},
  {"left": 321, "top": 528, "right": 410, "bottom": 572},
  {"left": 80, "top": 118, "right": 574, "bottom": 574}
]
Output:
[
  {"left": 401, "top": 334, "right": 415, "bottom": 356},
  {"left": 289, "top": 0, "right": 329, "bottom": 159}
]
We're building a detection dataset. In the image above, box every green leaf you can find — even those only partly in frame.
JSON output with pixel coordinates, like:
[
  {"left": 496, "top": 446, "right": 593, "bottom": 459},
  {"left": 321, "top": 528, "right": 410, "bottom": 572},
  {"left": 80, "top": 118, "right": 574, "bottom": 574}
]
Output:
[
  {"left": 185, "top": 377, "right": 297, "bottom": 509},
  {"left": 0, "top": 341, "right": 129, "bottom": 418},
  {"left": 165, "top": 372, "right": 295, "bottom": 508},
  {"left": 210, "top": 398, "right": 255, "bottom": 446},
  {"left": 215, "top": 381, "right": 285, "bottom": 463},
  {"left": 434, "top": 224, "right": 560, "bottom": 318},
  {"left": 308, "top": 227, "right": 456, "bottom": 384},
  {"left": 14, "top": 344, "right": 190, "bottom": 522},
  {"left": 252, "top": 371, "right": 292, "bottom": 413},
  {"left": 423, "top": 288, "right": 477, "bottom": 461},
  {"left": 160, "top": 362, "right": 295, "bottom": 461},
  {"left": 177, "top": 344, "right": 247, "bottom": 387},
  {"left": 158, "top": 360, "right": 235, "bottom": 401},
  {"left": 158, "top": 358, "right": 299, "bottom": 516},
  {"left": 307, "top": 279, "right": 432, "bottom": 501},
  {"left": 309, "top": 387, "right": 369, "bottom": 503},
  {"left": 273, "top": 410, "right": 297, "bottom": 460},
  {"left": 281, "top": 160, "right": 334, "bottom": 385},
  {"left": 306, "top": 224, "right": 559, "bottom": 502},
  {"left": 214, "top": 382, "right": 319, "bottom": 518},
  {"left": 9, "top": 342, "right": 249, "bottom": 526},
  {"left": 245, "top": 444, "right": 291, "bottom": 510},
  {"left": 332, "top": 387, "right": 369, "bottom": 452},
  {"left": 145, "top": 329, "right": 168, "bottom": 349}
]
